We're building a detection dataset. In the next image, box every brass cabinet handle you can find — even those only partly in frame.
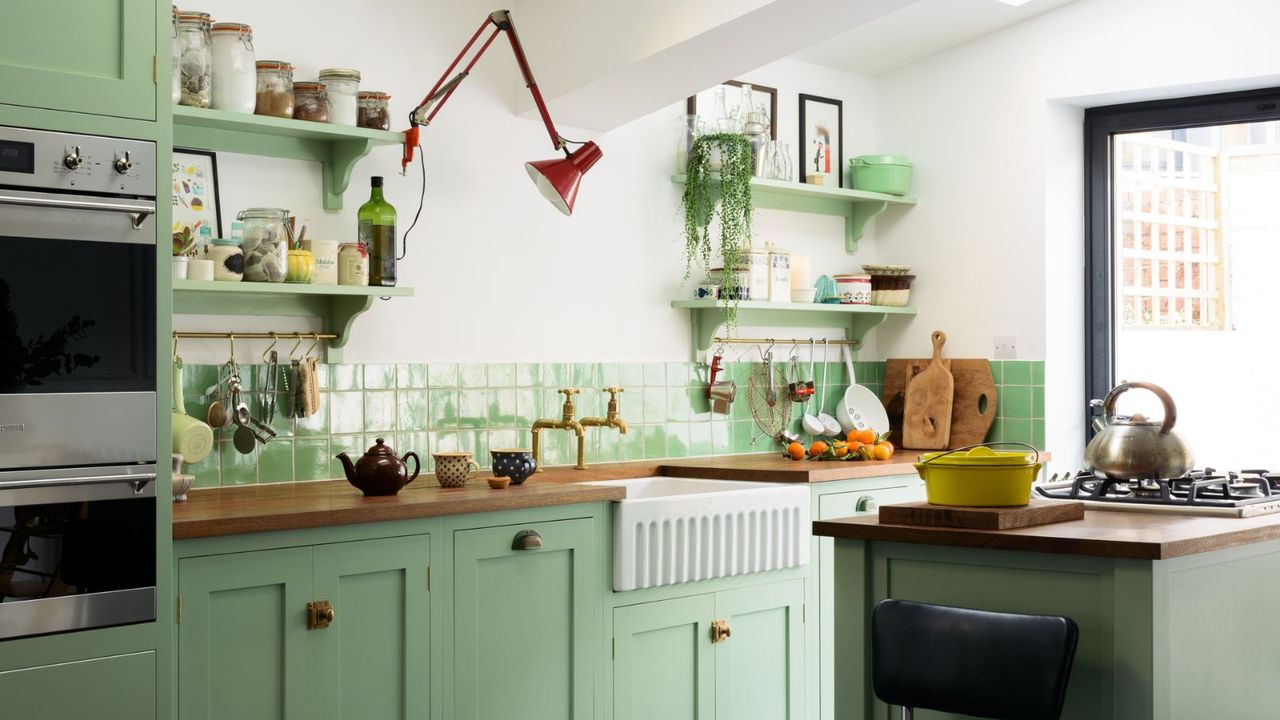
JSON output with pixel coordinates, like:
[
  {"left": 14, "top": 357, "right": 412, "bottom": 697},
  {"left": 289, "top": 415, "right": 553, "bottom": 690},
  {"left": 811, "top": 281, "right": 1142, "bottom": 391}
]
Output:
[
  {"left": 512, "top": 529, "right": 544, "bottom": 551},
  {"left": 855, "top": 495, "right": 878, "bottom": 513},
  {"left": 307, "top": 600, "right": 335, "bottom": 630},
  {"left": 711, "top": 619, "right": 732, "bottom": 644}
]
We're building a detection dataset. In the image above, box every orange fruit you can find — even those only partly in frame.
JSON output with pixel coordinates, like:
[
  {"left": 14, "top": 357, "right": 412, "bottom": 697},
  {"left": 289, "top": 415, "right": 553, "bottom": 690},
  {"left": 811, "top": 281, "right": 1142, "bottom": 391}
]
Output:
[
  {"left": 786, "top": 442, "right": 806, "bottom": 461},
  {"left": 871, "top": 443, "right": 892, "bottom": 461},
  {"left": 846, "top": 439, "right": 864, "bottom": 454},
  {"left": 855, "top": 428, "right": 877, "bottom": 445},
  {"left": 834, "top": 443, "right": 849, "bottom": 458},
  {"left": 808, "top": 441, "right": 829, "bottom": 458},
  {"left": 845, "top": 430, "right": 860, "bottom": 444},
  {"left": 879, "top": 440, "right": 895, "bottom": 455}
]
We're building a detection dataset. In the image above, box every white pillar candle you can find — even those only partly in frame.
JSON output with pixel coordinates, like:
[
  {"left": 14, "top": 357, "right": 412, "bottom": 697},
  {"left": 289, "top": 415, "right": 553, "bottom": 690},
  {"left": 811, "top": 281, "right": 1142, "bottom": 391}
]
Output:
[{"left": 791, "top": 255, "right": 811, "bottom": 289}]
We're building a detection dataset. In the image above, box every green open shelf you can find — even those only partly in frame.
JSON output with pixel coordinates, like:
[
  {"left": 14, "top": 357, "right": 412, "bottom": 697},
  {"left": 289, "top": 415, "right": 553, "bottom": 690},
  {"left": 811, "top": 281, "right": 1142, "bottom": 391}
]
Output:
[
  {"left": 671, "top": 174, "right": 917, "bottom": 252},
  {"left": 672, "top": 299, "right": 916, "bottom": 360},
  {"left": 172, "top": 106, "right": 405, "bottom": 210},
  {"left": 173, "top": 280, "right": 414, "bottom": 361}
]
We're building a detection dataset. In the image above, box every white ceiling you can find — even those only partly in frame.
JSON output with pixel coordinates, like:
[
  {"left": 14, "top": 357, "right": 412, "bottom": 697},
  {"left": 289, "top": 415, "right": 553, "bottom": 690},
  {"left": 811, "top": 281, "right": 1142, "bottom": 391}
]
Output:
[{"left": 793, "top": 0, "right": 1080, "bottom": 76}]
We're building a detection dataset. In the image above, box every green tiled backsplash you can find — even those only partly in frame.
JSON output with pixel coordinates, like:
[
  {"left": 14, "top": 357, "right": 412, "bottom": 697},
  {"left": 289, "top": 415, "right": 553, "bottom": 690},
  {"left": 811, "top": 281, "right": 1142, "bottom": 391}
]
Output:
[{"left": 179, "top": 360, "right": 1045, "bottom": 488}]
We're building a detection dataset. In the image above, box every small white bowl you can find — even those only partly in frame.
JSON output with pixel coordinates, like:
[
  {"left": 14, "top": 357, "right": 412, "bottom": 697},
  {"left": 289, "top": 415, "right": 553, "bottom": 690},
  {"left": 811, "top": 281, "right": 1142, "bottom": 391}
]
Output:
[
  {"left": 173, "top": 473, "right": 195, "bottom": 502},
  {"left": 791, "top": 288, "right": 818, "bottom": 303}
]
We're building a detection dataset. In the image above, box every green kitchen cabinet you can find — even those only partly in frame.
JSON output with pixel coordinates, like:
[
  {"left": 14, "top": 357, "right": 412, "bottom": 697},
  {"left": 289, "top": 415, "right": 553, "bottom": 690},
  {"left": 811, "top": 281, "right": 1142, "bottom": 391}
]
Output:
[
  {"left": 177, "top": 535, "right": 432, "bottom": 720},
  {"left": 452, "top": 518, "right": 598, "bottom": 720},
  {"left": 612, "top": 578, "right": 806, "bottom": 720},
  {"left": 0, "top": 651, "right": 157, "bottom": 719},
  {"left": 0, "top": 0, "right": 157, "bottom": 120}
]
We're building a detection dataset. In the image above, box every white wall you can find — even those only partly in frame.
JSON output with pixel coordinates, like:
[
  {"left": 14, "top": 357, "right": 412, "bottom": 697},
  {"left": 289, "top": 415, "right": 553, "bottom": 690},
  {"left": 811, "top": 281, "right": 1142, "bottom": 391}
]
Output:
[
  {"left": 178, "top": 0, "right": 882, "bottom": 365},
  {"left": 873, "top": 0, "right": 1280, "bottom": 464}
]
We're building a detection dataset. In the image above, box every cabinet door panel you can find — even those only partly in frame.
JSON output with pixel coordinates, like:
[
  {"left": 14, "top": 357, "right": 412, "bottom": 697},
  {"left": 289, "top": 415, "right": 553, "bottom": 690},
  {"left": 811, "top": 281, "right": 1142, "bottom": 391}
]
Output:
[
  {"left": 0, "top": 651, "right": 156, "bottom": 719},
  {"left": 453, "top": 518, "right": 596, "bottom": 720},
  {"left": 313, "top": 535, "right": 432, "bottom": 720},
  {"left": 178, "top": 547, "right": 313, "bottom": 720},
  {"left": 716, "top": 579, "right": 806, "bottom": 720},
  {"left": 0, "top": 0, "right": 156, "bottom": 120},
  {"left": 613, "top": 594, "right": 716, "bottom": 720}
]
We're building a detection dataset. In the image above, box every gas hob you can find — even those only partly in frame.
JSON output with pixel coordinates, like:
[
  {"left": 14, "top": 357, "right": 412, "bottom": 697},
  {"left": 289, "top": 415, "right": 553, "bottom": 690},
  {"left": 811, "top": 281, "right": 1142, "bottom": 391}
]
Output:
[{"left": 1035, "top": 469, "right": 1280, "bottom": 517}]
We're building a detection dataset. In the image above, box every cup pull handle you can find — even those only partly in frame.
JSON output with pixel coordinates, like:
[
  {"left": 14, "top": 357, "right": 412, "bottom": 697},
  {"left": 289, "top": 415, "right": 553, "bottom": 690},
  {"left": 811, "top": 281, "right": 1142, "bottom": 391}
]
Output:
[{"left": 512, "top": 529, "right": 543, "bottom": 551}]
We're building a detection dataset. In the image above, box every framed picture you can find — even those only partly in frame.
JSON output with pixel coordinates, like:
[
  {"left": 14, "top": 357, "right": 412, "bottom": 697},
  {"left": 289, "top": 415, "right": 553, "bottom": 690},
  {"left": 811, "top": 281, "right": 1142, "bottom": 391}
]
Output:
[
  {"left": 798, "top": 94, "right": 843, "bottom": 188},
  {"left": 171, "top": 149, "right": 222, "bottom": 252},
  {"left": 687, "top": 81, "right": 778, "bottom": 139}
]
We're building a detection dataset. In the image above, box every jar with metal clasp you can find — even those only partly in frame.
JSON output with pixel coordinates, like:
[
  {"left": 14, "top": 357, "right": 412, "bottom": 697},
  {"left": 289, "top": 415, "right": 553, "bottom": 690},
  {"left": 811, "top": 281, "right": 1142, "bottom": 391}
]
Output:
[{"left": 237, "top": 208, "right": 290, "bottom": 283}]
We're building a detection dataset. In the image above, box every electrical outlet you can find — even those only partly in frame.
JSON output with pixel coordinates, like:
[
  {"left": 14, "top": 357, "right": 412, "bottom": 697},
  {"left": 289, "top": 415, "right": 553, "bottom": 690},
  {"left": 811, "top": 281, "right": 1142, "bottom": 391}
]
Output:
[{"left": 994, "top": 336, "right": 1017, "bottom": 360}]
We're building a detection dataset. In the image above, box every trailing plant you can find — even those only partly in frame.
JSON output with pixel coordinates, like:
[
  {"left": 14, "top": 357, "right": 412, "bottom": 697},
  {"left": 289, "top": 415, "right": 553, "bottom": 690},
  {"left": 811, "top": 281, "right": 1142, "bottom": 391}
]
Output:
[{"left": 681, "top": 132, "right": 754, "bottom": 329}]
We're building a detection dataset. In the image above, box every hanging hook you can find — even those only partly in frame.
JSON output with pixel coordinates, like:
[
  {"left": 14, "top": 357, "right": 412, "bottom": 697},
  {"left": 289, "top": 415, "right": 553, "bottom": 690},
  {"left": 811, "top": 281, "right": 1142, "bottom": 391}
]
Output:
[
  {"left": 228, "top": 333, "right": 236, "bottom": 363},
  {"left": 305, "top": 332, "right": 323, "bottom": 359},
  {"left": 289, "top": 334, "right": 305, "bottom": 361},
  {"left": 262, "top": 332, "right": 279, "bottom": 364},
  {"left": 172, "top": 332, "right": 180, "bottom": 360}
]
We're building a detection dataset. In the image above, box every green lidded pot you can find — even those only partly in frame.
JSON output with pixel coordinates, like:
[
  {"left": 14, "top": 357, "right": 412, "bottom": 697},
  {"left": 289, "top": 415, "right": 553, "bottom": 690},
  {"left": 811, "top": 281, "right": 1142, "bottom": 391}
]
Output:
[{"left": 850, "top": 154, "right": 913, "bottom": 196}]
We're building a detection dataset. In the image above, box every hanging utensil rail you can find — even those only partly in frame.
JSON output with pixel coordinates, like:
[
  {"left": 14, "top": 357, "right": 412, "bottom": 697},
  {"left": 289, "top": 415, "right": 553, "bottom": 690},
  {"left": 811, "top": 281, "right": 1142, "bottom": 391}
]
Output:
[
  {"left": 712, "top": 336, "right": 860, "bottom": 346},
  {"left": 173, "top": 331, "right": 339, "bottom": 341}
]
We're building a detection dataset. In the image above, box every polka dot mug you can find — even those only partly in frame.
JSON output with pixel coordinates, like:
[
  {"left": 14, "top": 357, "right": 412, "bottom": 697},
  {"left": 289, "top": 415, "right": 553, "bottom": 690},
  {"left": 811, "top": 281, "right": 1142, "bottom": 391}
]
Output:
[
  {"left": 490, "top": 448, "right": 537, "bottom": 486},
  {"left": 432, "top": 452, "right": 479, "bottom": 488}
]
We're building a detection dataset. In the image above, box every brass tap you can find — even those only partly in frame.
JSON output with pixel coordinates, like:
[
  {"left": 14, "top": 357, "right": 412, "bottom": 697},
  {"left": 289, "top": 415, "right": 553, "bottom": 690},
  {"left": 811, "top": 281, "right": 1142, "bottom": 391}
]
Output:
[
  {"left": 531, "top": 388, "right": 586, "bottom": 471},
  {"left": 580, "top": 387, "right": 629, "bottom": 436}
]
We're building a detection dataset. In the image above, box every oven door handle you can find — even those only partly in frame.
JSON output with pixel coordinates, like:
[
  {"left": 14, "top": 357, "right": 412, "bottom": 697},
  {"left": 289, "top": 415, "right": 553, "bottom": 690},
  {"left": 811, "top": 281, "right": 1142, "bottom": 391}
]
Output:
[
  {"left": 5, "top": 472, "right": 156, "bottom": 494},
  {"left": 0, "top": 190, "right": 156, "bottom": 229}
]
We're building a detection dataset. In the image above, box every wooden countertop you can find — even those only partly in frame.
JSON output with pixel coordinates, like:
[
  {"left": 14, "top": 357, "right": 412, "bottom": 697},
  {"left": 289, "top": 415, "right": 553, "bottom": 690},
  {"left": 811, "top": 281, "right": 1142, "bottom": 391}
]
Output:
[
  {"left": 660, "top": 451, "right": 931, "bottom": 483},
  {"left": 813, "top": 509, "right": 1280, "bottom": 560}
]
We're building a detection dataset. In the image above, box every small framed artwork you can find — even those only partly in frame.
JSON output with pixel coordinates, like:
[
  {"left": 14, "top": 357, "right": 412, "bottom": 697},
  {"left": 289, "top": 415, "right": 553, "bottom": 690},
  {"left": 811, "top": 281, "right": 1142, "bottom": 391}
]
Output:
[
  {"left": 687, "top": 81, "right": 779, "bottom": 139},
  {"left": 171, "top": 149, "right": 222, "bottom": 252},
  {"left": 798, "top": 94, "right": 843, "bottom": 188}
]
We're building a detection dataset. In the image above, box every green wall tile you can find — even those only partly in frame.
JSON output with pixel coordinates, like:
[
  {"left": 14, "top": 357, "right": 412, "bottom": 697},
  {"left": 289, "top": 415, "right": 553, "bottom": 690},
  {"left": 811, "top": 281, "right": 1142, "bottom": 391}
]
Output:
[
  {"left": 428, "top": 363, "right": 458, "bottom": 388},
  {"left": 329, "top": 391, "right": 364, "bottom": 435},
  {"left": 620, "top": 363, "right": 644, "bottom": 388},
  {"left": 429, "top": 389, "right": 459, "bottom": 428},
  {"left": 689, "top": 423, "right": 712, "bottom": 457},
  {"left": 330, "top": 435, "right": 366, "bottom": 478},
  {"left": 515, "top": 388, "right": 539, "bottom": 427},
  {"left": 1032, "top": 360, "right": 1045, "bottom": 385},
  {"left": 488, "top": 363, "right": 516, "bottom": 387},
  {"left": 397, "top": 363, "right": 429, "bottom": 389},
  {"left": 732, "top": 420, "right": 756, "bottom": 453},
  {"left": 986, "top": 417, "right": 1005, "bottom": 443},
  {"left": 1003, "top": 418, "right": 1033, "bottom": 445},
  {"left": 711, "top": 421, "right": 732, "bottom": 454},
  {"left": 541, "top": 431, "right": 569, "bottom": 466},
  {"left": 643, "top": 362, "right": 666, "bottom": 387},
  {"left": 516, "top": 363, "right": 541, "bottom": 387},
  {"left": 665, "top": 362, "right": 691, "bottom": 387},
  {"left": 220, "top": 441, "right": 258, "bottom": 486},
  {"left": 459, "top": 363, "right": 487, "bottom": 388},
  {"left": 294, "top": 438, "right": 331, "bottom": 481},
  {"left": 688, "top": 387, "right": 710, "bottom": 422},
  {"left": 488, "top": 388, "right": 518, "bottom": 427},
  {"left": 363, "top": 391, "right": 397, "bottom": 432},
  {"left": 185, "top": 447, "right": 220, "bottom": 489},
  {"left": 666, "top": 387, "right": 690, "bottom": 422},
  {"left": 1032, "top": 420, "right": 1046, "bottom": 451},
  {"left": 330, "top": 364, "right": 362, "bottom": 390},
  {"left": 487, "top": 429, "right": 520, "bottom": 458},
  {"left": 666, "top": 423, "right": 690, "bottom": 457},
  {"left": 458, "top": 389, "right": 488, "bottom": 429},
  {"left": 1004, "top": 361, "right": 1033, "bottom": 385},
  {"left": 1032, "top": 386, "right": 1045, "bottom": 418},
  {"left": 642, "top": 425, "right": 666, "bottom": 458},
  {"left": 600, "top": 363, "right": 620, "bottom": 386},
  {"left": 1002, "top": 386, "right": 1032, "bottom": 419},
  {"left": 572, "top": 363, "right": 597, "bottom": 388},
  {"left": 619, "top": 428, "right": 644, "bottom": 461},
  {"left": 642, "top": 387, "right": 666, "bottom": 424},
  {"left": 258, "top": 440, "right": 294, "bottom": 483},
  {"left": 988, "top": 360, "right": 1003, "bottom": 384},
  {"left": 595, "top": 430, "right": 621, "bottom": 463},
  {"left": 542, "top": 362, "right": 570, "bottom": 387},
  {"left": 397, "top": 389, "right": 429, "bottom": 431},
  {"left": 363, "top": 364, "right": 396, "bottom": 389}
]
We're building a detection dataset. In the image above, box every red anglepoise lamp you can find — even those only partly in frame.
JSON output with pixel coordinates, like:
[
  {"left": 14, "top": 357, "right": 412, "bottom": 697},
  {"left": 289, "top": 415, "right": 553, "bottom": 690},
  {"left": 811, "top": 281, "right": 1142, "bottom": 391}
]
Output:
[{"left": 402, "top": 10, "right": 601, "bottom": 216}]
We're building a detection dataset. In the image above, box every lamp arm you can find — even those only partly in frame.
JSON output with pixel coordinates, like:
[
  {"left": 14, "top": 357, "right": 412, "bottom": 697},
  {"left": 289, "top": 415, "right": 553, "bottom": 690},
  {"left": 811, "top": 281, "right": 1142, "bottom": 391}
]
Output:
[{"left": 402, "top": 9, "right": 567, "bottom": 172}]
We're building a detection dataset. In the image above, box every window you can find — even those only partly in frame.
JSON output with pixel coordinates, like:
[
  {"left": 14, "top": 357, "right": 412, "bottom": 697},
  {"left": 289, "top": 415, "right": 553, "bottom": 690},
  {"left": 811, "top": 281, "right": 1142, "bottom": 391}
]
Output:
[{"left": 1086, "top": 88, "right": 1280, "bottom": 463}]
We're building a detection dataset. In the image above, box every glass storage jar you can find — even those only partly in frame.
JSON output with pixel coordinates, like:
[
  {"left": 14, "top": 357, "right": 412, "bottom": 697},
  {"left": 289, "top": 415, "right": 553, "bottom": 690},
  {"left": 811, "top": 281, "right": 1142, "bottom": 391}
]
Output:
[
  {"left": 170, "top": 6, "right": 180, "bottom": 104},
  {"left": 319, "top": 68, "right": 361, "bottom": 125},
  {"left": 254, "top": 60, "right": 294, "bottom": 118},
  {"left": 176, "top": 11, "right": 212, "bottom": 108},
  {"left": 210, "top": 238, "right": 244, "bottom": 282},
  {"left": 237, "top": 208, "right": 290, "bottom": 283},
  {"left": 210, "top": 22, "right": 255, "bottom": 113},
  {"left": 357, "top": 91, "right": 391, "bottom": 130},
  {"left": 292, "top": 82, "right": 328, "bottom": 122}
]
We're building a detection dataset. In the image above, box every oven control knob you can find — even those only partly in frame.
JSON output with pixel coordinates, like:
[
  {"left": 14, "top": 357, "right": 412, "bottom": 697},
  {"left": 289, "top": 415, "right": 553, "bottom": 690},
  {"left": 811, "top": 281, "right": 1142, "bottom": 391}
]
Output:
[
  {"left": 63, "top": 145, "right": 84, "bottom": 170},
  {"left": 113, "top": 150, "right": 133, "bottom": 174}
]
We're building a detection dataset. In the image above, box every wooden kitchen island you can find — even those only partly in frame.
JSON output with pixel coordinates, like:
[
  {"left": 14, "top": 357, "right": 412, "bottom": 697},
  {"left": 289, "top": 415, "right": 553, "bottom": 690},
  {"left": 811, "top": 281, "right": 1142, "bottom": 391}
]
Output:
[{"left": 815, "top": 510, "right": 1280, "bottom": 720}]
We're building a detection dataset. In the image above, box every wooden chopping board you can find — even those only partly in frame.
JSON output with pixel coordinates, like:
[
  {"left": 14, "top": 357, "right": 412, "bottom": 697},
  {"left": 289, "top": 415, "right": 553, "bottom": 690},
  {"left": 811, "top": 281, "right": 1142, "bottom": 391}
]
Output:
[
  {"left": 884, "top": 358, "right": 998, "bottom": 449},
  {"left": 902, "top": 331, "right": 953, "bottom": 449},
  {"left": 878, "top": 499, "right": 1085, "bottom": 530}
]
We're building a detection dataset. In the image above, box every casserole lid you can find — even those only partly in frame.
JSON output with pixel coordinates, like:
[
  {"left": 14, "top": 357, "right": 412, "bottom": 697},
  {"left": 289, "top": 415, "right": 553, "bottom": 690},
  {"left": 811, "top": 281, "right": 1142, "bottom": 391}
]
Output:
[{"left": 920, "top": 445, "right": 1037, "bottom": 467}]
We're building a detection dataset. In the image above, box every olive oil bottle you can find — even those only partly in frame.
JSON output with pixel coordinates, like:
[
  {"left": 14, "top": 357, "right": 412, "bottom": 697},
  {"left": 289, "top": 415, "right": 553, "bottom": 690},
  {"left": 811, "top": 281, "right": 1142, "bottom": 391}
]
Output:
[{"left": 358, "top": 176, "right": 397, "bottom": 286}]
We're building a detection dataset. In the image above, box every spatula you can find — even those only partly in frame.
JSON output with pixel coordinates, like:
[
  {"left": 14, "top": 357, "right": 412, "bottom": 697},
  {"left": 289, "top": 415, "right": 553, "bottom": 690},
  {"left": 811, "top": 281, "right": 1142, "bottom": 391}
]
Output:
[{"left": 903, "top": 330, "right": 954, "bottom": 449}]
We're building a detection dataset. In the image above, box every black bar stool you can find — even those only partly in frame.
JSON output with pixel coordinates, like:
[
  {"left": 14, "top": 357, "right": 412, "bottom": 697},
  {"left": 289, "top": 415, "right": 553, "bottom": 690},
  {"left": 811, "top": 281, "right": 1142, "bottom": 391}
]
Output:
[{"left": 871, "top": 599, "right": 1079, "bottom": 720}]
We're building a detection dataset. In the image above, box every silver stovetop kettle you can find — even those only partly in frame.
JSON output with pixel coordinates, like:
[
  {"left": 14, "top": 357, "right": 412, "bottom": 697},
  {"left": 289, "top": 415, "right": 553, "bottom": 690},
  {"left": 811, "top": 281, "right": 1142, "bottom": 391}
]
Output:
[{"left": 1084, "top": 381, "right": 1194, "bottom": 480}]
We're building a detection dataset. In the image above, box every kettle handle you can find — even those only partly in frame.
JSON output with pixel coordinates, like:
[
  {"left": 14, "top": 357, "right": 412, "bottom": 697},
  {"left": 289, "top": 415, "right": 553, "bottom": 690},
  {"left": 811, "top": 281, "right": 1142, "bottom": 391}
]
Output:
[
  {"left": 1102, "top": 381, "right": 1177, "bottom": 434},
  {"left": 402, "top": 451, "right": 421, "bottom": 484}
]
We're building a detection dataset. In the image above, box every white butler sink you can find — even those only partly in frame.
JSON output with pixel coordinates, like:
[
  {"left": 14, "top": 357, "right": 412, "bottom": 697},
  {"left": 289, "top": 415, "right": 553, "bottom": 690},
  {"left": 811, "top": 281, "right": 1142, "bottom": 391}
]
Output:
[{"left": 584, "top": 477, "right": 810, "bottom": 591}]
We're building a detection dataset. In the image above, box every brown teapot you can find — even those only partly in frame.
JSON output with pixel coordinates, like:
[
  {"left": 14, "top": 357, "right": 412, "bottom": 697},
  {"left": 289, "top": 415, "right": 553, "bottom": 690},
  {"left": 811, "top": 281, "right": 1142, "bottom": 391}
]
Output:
[{"left": 336, "top": 438, "right": 421, "bottom": 496}]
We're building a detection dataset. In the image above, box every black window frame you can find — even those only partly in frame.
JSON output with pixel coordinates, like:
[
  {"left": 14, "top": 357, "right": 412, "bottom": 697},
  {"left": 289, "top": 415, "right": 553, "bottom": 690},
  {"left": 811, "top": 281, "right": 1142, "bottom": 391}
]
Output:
[{"left": 1084, "top": 86, "right": 1280, "bottom": 429}]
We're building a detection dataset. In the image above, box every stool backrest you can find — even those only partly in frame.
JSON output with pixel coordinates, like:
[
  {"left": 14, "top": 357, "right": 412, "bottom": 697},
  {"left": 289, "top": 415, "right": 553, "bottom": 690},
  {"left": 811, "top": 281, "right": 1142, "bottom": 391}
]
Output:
[{"left": 871, "top": 599, "right": 1079, "bottom": 720}]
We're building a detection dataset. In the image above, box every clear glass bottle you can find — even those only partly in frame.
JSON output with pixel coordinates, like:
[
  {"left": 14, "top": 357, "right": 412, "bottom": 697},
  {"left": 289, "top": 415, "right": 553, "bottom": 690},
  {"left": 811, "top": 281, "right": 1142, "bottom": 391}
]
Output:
[
  {"left": 176, "top": 11, "right": 212, "bottom": 108},
  {"left": 356, "top": 91, "right": 391, "bottom": 130},
  {"left": 254, "top": 60, "right": 294, "bottom": 118},
  {"left": 292, "top": 82, "right": 328, "bottom": 122},
  {"left": 170, "top": 6, "right": 180, "bottom": 105},
  {"left": 676, "top": 113, "right": 702, "bottom": 173},
  {"left": 358, "top": 177, "right": 397, "bottom": 287},
  {"left": 743, "top": 113, "right": 768, "bottom": 177},
  {"left": 210, "top": 22, "right": 255, "bottom": 113},
  {"left": 712, "top": 85, "right": 735, "bottom": 133},
  {"left": 319, "top": 68, "right": 361, "bottom": 125},
  {"left": 237, "top": 208, "right": 290, "bottom": 283},
  {"left": 735, "top": 83, "right": 754, "bottom": 134}
]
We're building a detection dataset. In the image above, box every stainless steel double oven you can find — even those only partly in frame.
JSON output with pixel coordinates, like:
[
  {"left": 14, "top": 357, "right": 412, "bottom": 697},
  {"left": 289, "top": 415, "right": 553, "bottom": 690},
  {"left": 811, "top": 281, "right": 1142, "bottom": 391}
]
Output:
[{"left": 0, "top": 125, "right": 158, "bottom": 640}]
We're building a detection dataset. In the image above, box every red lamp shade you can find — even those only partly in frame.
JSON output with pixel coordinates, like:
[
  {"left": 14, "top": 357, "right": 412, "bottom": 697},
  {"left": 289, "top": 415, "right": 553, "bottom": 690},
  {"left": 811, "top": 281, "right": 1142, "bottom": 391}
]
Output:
[{"left": 525, "top": 141, "right": 602, "bottom": 216}]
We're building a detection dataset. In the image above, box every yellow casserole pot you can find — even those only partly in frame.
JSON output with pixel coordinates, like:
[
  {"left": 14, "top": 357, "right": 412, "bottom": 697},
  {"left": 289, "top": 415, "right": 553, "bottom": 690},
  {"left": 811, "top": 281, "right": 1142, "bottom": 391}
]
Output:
[{"left": 914, "top": 445, "right": 1042, "bottom": 507}]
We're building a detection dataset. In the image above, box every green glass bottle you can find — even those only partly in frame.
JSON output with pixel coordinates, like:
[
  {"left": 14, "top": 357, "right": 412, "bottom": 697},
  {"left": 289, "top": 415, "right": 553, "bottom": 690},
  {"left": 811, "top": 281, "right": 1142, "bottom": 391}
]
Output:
[{"left": 358, "top": 176, "right": 397, "bottom": 286}]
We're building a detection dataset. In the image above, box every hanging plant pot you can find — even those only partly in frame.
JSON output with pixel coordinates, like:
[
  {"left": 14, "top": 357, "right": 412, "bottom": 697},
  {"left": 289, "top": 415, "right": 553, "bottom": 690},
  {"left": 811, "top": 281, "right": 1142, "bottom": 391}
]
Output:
[{"left": 681, "top": 133, "right": 754, "bottom": 331}]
